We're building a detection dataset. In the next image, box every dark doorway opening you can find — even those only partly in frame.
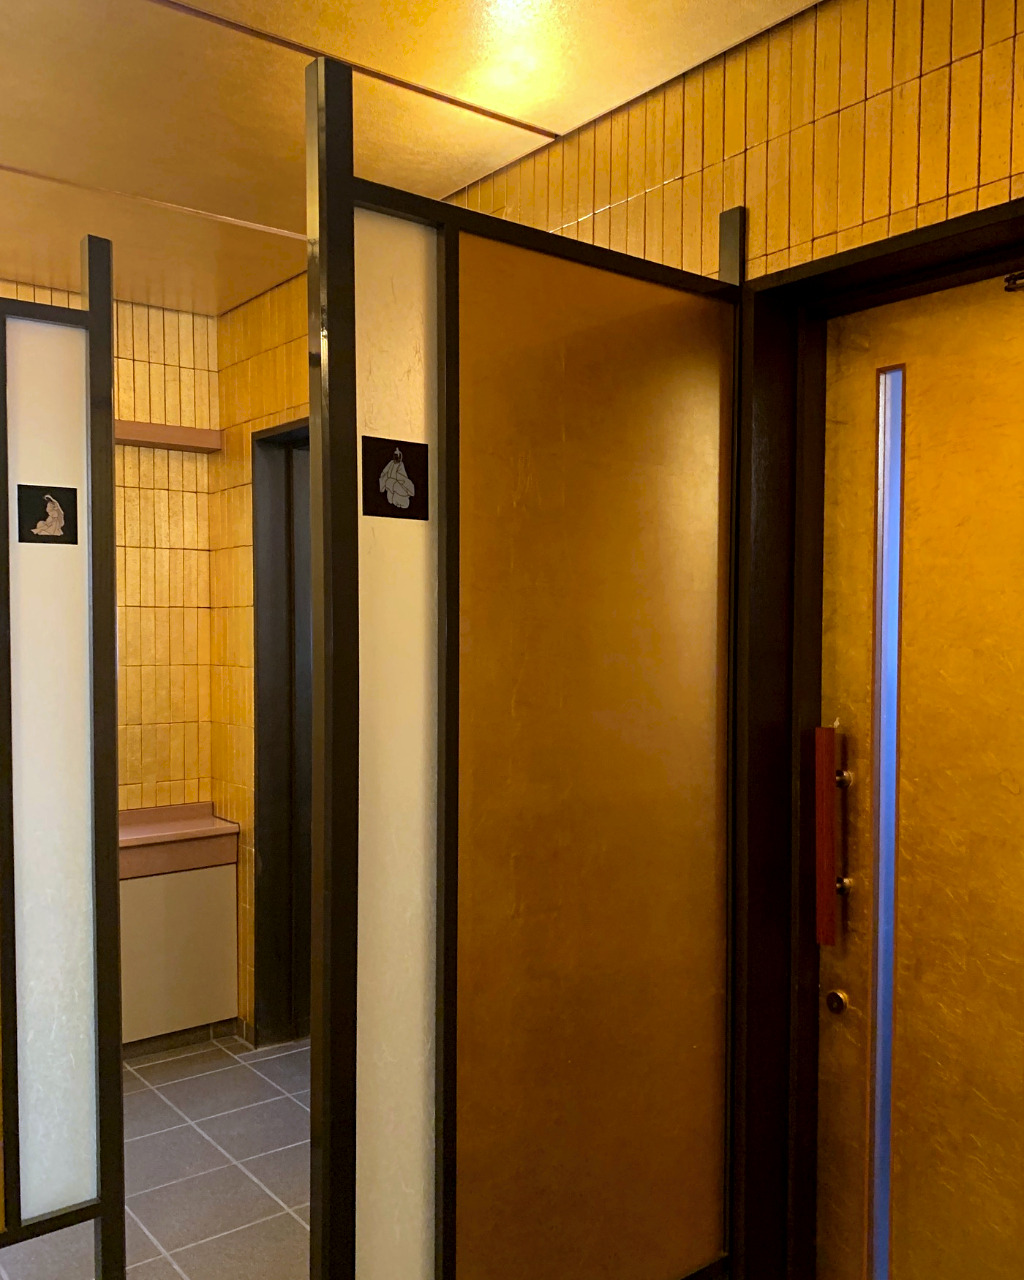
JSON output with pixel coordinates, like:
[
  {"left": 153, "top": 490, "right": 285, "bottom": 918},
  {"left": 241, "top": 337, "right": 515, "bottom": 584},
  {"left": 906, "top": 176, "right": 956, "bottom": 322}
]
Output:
[{"left": 253, "top": 420, "right": 312, "bottom": 1045}]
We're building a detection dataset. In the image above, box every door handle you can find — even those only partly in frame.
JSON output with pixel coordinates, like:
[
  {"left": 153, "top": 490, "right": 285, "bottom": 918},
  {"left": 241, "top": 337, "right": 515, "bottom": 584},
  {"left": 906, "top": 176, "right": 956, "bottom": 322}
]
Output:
[{"left": 815, "top": 726, "right": 851, "bottom": 945}]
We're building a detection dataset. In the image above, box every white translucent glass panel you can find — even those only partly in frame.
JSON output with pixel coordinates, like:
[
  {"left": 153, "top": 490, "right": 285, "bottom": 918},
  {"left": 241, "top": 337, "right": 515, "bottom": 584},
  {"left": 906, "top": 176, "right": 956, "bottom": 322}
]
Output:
[
  {"left": 354, "top": 209, "right": 438, "bottom": 1279},
  {"left": 6, "top": 317, "right": 98, "bottom": 1218}
]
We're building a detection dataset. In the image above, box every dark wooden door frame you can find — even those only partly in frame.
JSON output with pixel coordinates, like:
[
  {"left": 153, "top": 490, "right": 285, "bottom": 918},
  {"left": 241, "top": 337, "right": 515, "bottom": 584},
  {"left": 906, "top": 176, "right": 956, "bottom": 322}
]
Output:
[
  {"left": 252, "top": 418, "right": 312, "bottom": 1047},
  {"left": 739, "top": 195, "right": 1024, "bottom": 1278}
]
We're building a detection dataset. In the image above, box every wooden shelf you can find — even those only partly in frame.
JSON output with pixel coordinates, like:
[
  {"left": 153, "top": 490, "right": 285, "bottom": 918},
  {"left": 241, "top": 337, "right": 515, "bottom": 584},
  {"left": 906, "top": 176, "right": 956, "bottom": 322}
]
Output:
[{"left": 115, "top": 419, "right": 222, "bottom": 452}]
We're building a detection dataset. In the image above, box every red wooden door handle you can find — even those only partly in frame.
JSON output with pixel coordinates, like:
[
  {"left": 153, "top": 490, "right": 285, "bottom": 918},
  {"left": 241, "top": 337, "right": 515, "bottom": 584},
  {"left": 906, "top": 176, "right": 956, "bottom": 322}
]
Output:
[{"left": 815, "top": 726, "right": 838, "bottom": 945}]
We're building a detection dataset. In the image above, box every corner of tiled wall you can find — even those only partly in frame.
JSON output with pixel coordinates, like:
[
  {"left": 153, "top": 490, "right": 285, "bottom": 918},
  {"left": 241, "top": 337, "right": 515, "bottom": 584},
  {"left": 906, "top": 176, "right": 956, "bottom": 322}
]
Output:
[
  {"left": 451, "top": 0, "right": 1024, "bottom": 282},
  {"left": 212, "top": 272, "right": 308, "bottom": 1024}
]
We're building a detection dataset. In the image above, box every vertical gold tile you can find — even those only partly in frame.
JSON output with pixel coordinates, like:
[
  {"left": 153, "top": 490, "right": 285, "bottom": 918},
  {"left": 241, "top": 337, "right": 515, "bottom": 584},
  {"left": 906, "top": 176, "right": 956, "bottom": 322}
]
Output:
[
  {"left": 140, "top": 548, "right": 155, "bottom": 607},
  {"left": 664, "top": 80, "right": 684, "bottom": 180},
  {"left": 980, "top": 37, "right": 1014, "bottom": 183},
  {"left": 746, "top": 142, "right": 769, "bottom": 258},
  {"left": 890, "top": 78, "right": 920, "bottom": 210},
  {"left": 683, "top": 68, "right": 704, "bottom": 174},
  {"left": 139, "top": 446, "right": 154, "bottom": 491},
  {"left": 161, "top": 310, "right": 179, "bottom": 367},
  {"left": 594, "top": 115, "right": 612, "bottom": 210},
  {"left": 701, "top": 162, "right": 724, "bottom": 275},
  {"left": 949, "top": 52, "right": 982, "bottom": 191},
  {"left": 681, "top": 171, "right": 703, "bottom": 273},
  {"left": 124, "top": 487, "right": 140, "bottom": 549},
  {"left": 491, "top": 170, "right": 506, "bottom": 215},
  {"left": 768, "top": 22, "right": 793, "bottom": 138},
  {"left": 725, "top": 47, "right": 747, "bottom": 156},
  {"left": 814, "top": 111, "right": 841, "bottom": 236},
  {"left": 577, "top": 214, "right": 594, "bottom": 243},
  {"left": 703, "top": 57, "right": 725, "bottom": 167},
  {"left": 147, "top": 306, "right": 165, "bottom": 364},
  {"left": 139, "top": 487, "right": 155, "bottom": 549},
  {"left": 644, "top": 187, "right": 663, "bottom": 262},
  {"left": 919, "top": 67, "right": 952, "bottom": 201},
  {"left": 816, "top": 0, "right": 842, "bottom": 117},
  {"left": 984, "top": 0, "right": 1015, "bottom": 44},
  {"left": 626, "top": 193, "right": 645, "bottom": 257},
  {"left": 922, "top": 0, "right": 953, "bottom": 69},
  {"left": 790, "top": 122, "right": 815, "bottom": 248},
  {"left": 610, "top": 106, "right": 629, "bottom": 205},
  {"left": 165, "top": 366, "right": 181, "bottom": 426},
  {"left": 662, "top": 177, "right": 683, "bottom": 267},
  {"left": 953, "top": 0, "right": 983, "bottom": 55},
  {"left": 841, "top": 0, "right": 869, "bottom": 106},
  {"left": 766, "top": 134, "right": 791, "bottom": 253},
  {"left": 533, "top": 149, "right": 550, "bottom": 229},
  {"left": 627, "top": 99, "right": 646, "bottom": 197},
  {"left": 863, "top": 90, "right": 894, "bottom": 219},
  {"left": 645, "top": 91, "right": 665, "bottom": 190},
  {"left": 894, "top": 0, "right": 924, "bottom": 82},
  {"left": 723, "top": 153, "right": 745, "bottom": 212},
  {"left": 1013, "top": 34, "right": 1024, "bottom": 173},
  {"left": 116, "top": 358, "right": 135, "bottom": 420},
  {"left": 178, "top": 312, "right": 194, "bottom": 368},
  {"left": 609, "top": 200, "right": 627, "bottom": 253},
  {"left": 131, "top": 305, "right": 148, "bottom": 365},
  {"left": 116, "top": 302, "right": 133, "bottom": 360},
  {"left": 791, "top": 8, "right": 818, "bottom": 128},
  {"left": 547, "top": 143, "right": 563, "bottom": 229},
  {"left": 562, "top": 131, "right": 579, "bottom": 228},
  {"left": 578, "top": 123, "right": 596, "bottom": 217},
  {"left": 746, "top": 34, "right": 769, "bottom": 148},
  {"left": 150, "top": 365, "right": 166, "bottom": 426},
  {"left": 182, "top": 450, "right": 197, "bottom": 494},
  {"left": 180, "top": 368, "right": 196, "bottom": 428},
  {"left": 838, "top": 101, "right": 867, "bottom": 228},
  {"left": 867, "top": 0, "right": 896, "bottom": 94}
]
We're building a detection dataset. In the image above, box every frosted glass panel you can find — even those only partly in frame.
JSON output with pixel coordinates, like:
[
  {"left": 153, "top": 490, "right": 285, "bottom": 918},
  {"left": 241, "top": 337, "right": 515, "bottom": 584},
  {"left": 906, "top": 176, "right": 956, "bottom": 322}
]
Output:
[
  {"left": 6, "top": 317, "right": 98, "bottom": 1218},
  {"left": 354, "top": 209, "right": 438, "bottom": 1279}
]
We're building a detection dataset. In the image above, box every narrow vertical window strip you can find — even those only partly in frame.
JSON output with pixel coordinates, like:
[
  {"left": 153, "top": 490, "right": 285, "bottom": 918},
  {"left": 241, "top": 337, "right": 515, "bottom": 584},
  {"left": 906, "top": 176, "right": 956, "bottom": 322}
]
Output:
[{"left": 872, "top": 366, "right": 904, "bottom": 1280}]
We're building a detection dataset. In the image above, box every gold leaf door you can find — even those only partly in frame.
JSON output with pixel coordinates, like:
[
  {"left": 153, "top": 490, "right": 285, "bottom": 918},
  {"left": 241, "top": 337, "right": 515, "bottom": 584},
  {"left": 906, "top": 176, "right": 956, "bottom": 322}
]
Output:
[{"left": 820, "top": 277, "right": 1024, "bottom": 1280}]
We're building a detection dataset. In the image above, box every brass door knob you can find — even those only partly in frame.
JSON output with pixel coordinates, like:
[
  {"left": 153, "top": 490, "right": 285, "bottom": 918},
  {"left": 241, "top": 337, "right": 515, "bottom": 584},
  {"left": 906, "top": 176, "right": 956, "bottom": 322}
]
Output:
[{"left": 825, "top": 990, "right": 849, "bottom": 1014}]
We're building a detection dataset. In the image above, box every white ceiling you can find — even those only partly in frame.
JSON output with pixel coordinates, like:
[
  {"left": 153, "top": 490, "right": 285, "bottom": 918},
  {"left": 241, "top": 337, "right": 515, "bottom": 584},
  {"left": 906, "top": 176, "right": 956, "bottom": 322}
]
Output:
[{"left": 0, "top": 0, "right": 813, "bottom": 312}]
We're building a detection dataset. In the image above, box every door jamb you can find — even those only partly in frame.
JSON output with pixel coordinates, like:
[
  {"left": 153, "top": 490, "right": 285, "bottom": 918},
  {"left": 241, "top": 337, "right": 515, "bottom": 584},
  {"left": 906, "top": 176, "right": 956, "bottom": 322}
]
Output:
[{"left": 252, "top": 417, "right": 311, "bottom": 1048}]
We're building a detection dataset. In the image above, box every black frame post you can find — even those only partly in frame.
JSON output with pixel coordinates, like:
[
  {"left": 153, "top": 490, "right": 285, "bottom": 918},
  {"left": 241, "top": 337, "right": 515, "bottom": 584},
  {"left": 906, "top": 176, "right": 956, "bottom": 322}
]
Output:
[
  {"left": 83, "top": 235, "right": 125, "bottom": 1280},
  {"left": 306, "top": 55, "right": 360, "bottom": 1280},
  {"left": 435, "top": 223, "right": 460, "bottom": 1279}
]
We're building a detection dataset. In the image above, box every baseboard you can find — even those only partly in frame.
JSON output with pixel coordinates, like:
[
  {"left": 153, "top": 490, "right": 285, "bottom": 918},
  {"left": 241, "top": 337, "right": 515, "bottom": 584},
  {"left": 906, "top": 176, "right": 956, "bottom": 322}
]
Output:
[{"left": 123, "top": 1017, "right": 250, "bottom": 1060}]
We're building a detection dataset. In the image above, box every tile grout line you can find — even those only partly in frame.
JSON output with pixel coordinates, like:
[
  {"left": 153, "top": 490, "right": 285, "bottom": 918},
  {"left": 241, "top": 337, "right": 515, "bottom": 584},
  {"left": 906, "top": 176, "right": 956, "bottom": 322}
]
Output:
[
  {"left": 167, "top": 1210, "right": 291, "bottom": 1260},
  {"left": 126, "top": 1079, "right": 308, "bottom": 1136},
  {"left": 126, "top": 1063, "right": 310, "bottom": 1236},
  {"left": 126, "top": 1203, "right": 191, "bottom": 1279},
  {"left": 128, "top": 1138, "right": 310, "bottom": 1199}
]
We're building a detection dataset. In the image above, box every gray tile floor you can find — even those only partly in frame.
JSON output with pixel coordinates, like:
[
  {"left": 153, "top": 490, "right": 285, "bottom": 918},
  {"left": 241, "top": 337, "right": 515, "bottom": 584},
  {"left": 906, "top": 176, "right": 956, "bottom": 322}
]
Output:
[{"left": 0, "top": 1038, "right": 311, "bottom": 1280}]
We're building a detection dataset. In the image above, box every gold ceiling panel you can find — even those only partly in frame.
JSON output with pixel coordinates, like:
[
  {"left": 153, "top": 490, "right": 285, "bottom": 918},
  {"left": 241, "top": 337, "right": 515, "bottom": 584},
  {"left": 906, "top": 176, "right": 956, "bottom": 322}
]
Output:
[
  {"left": 187, "top": 0, "right": 816, "bottom": 135},
  {"left": 0, "top": 168, "right": 304, "bottom": 314}
]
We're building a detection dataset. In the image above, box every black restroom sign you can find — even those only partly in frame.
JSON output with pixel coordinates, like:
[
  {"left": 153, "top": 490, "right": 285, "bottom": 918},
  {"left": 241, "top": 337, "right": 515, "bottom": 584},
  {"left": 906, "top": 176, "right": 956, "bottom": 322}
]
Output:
[
  {"left": 361, "top": 436, "right": 428, "bottom": 521},
  {"left": 17, "top": 485, "right": 79, "bottom": 545}
]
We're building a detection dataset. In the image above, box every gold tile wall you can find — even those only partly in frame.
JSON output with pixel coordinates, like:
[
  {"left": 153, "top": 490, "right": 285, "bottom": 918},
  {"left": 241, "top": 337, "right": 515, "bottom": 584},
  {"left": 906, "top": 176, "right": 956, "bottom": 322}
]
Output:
[
  {"left": 113, "top": 302, "right": 219, "bottom": 810},
  {"left": 213, "top": 273, "right": 307, "bottom": 1024},
  {"left": 451, "top": 0, "right": 1024, "bottom": 278}
]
